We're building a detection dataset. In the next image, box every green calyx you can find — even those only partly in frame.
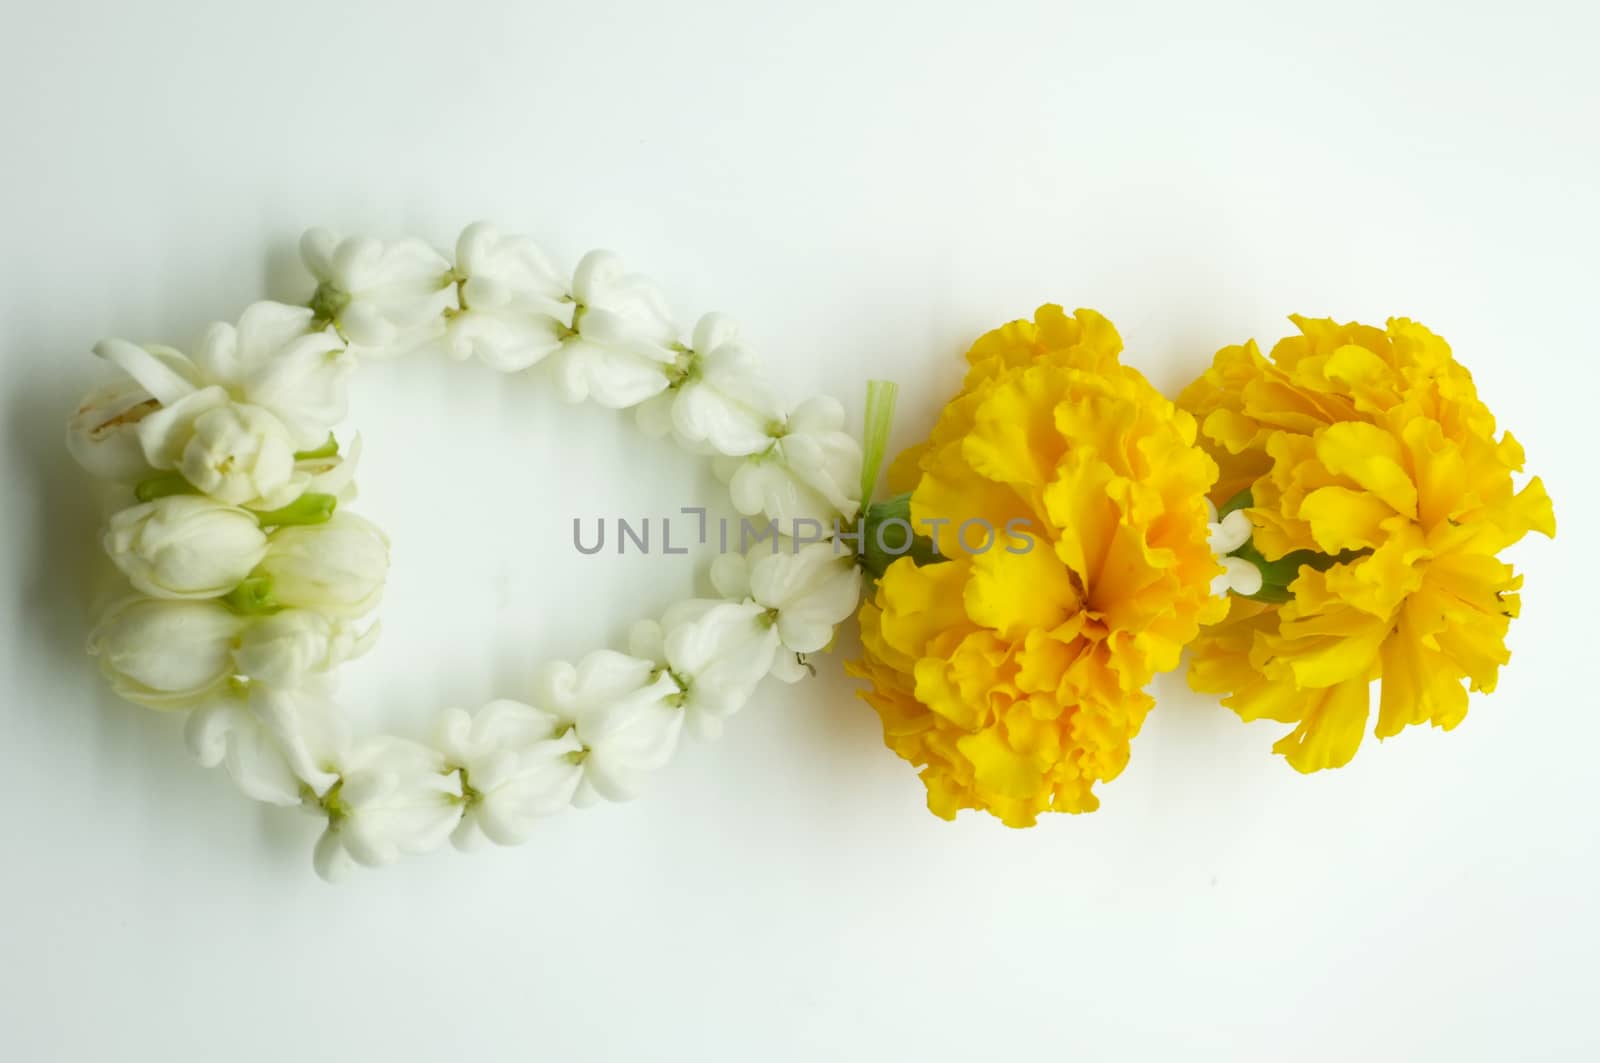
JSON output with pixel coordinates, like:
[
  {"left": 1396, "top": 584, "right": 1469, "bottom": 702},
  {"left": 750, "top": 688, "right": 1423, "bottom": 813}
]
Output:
[
  {"left": 856, "top": 492, "right": 945, "bottom": 582},
  {"left": 454, "top": 767, "right": 480, "bottom": 808},
  {"left": 308, "top": 283, "right": 351, "bottom": 328},
  {"left": 315, "top": 779, "right": 348, "bottom": 823},
  {"left": 560, "top": 304, "right": 588, "bottom": 340},
  {"left": 223, "top": 575, "right": 278, "bottom": 615},
  {"left": 294, "top": 434, "right": 339, "bottom": 462},
  {"left": 661, "top": 667, "right": 692, "bottom": 708},
  {"left": 133, "top": 472, "right": 200, "bottom": 502},
  {"left": 253, "top": 492, "right": 337, "bottom": 528},
  {"left": 664, "top": 344, "right": 698, "bottom": 388}
]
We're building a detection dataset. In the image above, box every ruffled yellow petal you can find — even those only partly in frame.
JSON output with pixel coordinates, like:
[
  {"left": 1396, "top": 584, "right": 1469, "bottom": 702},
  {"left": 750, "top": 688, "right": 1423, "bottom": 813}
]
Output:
[
  {"left": 1270, "top": 677, "right": 1371, "bottom": 773},
  {"left": 1313, "top": 422, "right": 1418, "bottom": 518},
  {"left": 1299, "top": 486, "right": 1394, "bottom": 552},
  {"left": 876, "top": 557, "right": 973, "bottom": 659},
  {"left": 963, "top": 540, "right": 1081, "bottom": 641}
]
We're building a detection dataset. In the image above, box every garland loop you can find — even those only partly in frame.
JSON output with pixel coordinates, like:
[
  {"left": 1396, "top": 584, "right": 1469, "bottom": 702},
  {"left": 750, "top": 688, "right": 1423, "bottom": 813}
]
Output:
[{"left": 71, "top": 222, "right": 870, "bottom": 880}]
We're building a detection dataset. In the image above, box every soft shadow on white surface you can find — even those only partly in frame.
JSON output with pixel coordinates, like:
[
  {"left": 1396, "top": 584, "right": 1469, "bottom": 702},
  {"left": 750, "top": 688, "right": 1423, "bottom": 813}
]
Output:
[{"left": 1, "top": 313, "right": 321, "bottom": 876}]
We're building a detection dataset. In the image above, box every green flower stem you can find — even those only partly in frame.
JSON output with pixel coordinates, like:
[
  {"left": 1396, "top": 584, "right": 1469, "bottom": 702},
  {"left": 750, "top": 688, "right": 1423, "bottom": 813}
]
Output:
[
  {"left": 253, "top": 492, "right": 337, "bottom": 527},
  {"left": 858, "top": 379, "right": 899, "bottom": 506}
]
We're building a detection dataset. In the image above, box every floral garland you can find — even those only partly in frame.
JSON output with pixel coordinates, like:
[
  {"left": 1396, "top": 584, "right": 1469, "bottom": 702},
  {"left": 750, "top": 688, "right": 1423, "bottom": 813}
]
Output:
[
  {"left": 70, "top": 223, "right": 868, "bottom": 880},
  {"left": 70, "top": 230, "right": 1558, "bottom": 868}
]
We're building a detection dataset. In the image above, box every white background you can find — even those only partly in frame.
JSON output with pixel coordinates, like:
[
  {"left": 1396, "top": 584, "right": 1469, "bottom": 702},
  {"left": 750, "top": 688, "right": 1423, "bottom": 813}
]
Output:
[{"left": 1, "top": 1, "right": 1595, "bottom": 1059}]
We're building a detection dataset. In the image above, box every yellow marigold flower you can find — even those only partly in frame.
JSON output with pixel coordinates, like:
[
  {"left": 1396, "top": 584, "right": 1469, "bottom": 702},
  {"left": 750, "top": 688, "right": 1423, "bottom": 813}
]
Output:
[
  {"left": 1181, "top": 316, "right": 1555, "bottom": 772},
  {"left": 847, "top": 306, "right": 1224, "bottom": 825}
]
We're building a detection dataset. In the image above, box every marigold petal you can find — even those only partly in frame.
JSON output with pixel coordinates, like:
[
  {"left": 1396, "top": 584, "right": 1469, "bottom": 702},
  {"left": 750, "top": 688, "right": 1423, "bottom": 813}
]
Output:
[
  {"left": 1271, "top": 678, "right": 1370, "bottom": 773},
  {"left": 963, "top": 541, "right": 1080, "bottom": 641},
  {"left": 957, "top": 728, "right": 1042, "bottom": 802},
  {"left": 1314, "top": 422, "right": 1418, "bottom": 518},
  {"left": 1299, "top": 485, "right": 1394, "bottom": 552},
  {"left": 876, "top": 557, "right": 973, "bottom": 658}
]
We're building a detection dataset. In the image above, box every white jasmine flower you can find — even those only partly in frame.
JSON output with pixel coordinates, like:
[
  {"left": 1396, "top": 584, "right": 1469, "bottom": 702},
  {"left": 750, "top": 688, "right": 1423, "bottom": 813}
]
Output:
[
  {"left": 435, "top": 699, "right": 581, "bottom": 849},
  {"left": 256, "top": 513, "right": 389, "bottom": 617},
  {"left": 633, "top": 600, "right": 780, "bottom": 738},
  {"left": 91, "top": 338, "right": 201, "bottom": 407},
  {"left": 445, "top": 222, "right": 574, "bottom": 372},
  {"left": 532, "top": 650, "right": 684, "bottom": 804},
  {"left": 710, "top": 539, "right": 859, "bottom": 651},
  {"left": 65, "top": 378, "right": 164, "bottom": 482},
  {"left": 185, "top": 686, "right": 351, "bottom": 805},
  {"left": 707, "top": 542, "right": 855, "bottom": 681},
  {"left": 104, "top": 496, "right": 268, "bottom": 600},
  {"left": 721, "top": 395, "right": 864, "bottom": 526},
  {"left": 137, "top": 388, "right": 306, "bottom": 509},
  {"left": 232, "top": 609, "right": 378, "bottom": 688},
  {"left": 635, "top": 313, "right": 784, "bottom": 456},
  {"left": 747, "top": 541, "right": 861, "bottom": 654},
  {"left": 178, "top": 400, "right": 300, "bottom": 506},
  {"left": 89, "top": 597, "right": 244, "bottom": 710},
  {"left": 299, "top": 228, "right": 454, "bottom": 350},
  {"left": 547, "top": 250, "right": 678, "bottom": 407},
  {"left": 184, "top": 699, "right": 303, "bottom": 805},
  {"left": 94, "top": 306, "right": 352, "bottom": 507},
  {"left": 1213, "top": 555, "right": 1264, "bottom": 597},
  {"left": 251, "top": 685, "right": 349, "bottom": 796},
  {"left": 1206, "top": 499, "right": 1264, "bottom": 598},
  {"left": 188, "top": 301, "right": 353, "bottom": 450},
  {"left": 95, "top": 304, "right": 351, "bottom": 454},
  {"left": 312, "top": 736, "right": 463, "bottom": 882}
]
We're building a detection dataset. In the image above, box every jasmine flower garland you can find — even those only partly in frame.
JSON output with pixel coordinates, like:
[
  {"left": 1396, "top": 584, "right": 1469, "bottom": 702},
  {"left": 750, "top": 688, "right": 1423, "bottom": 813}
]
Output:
[{"left": 71, "top": 222, "right": 869, "bottom": 881}]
